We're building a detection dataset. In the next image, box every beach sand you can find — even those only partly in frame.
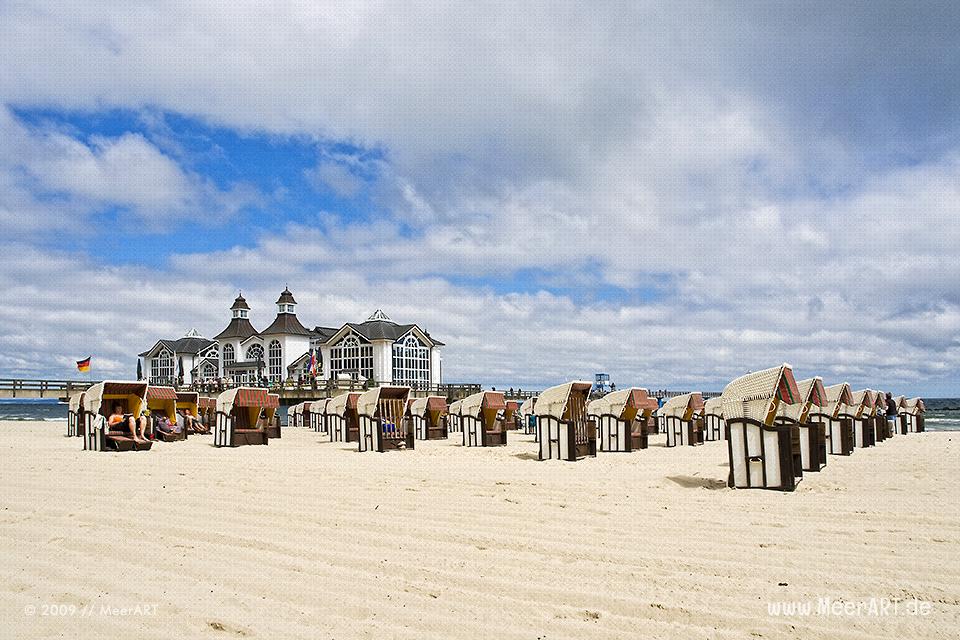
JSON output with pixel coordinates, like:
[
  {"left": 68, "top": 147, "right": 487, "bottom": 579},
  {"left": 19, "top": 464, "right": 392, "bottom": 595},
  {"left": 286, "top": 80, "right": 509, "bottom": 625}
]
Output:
[{"left": 2, "top": 421, "right": 958, "bottom": 639}]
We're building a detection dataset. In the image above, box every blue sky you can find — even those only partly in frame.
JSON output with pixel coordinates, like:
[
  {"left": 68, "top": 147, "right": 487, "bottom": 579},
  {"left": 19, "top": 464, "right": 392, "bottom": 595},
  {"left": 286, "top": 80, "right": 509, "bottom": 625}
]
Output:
[{"left": 1, "top": 2, "right": 959, "bottom": 395}]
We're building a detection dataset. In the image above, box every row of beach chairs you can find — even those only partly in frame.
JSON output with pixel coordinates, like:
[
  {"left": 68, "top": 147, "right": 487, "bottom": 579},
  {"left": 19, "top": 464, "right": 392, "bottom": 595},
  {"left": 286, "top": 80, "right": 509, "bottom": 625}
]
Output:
[
  {"left": 68, "top": 372, "right": 926, "bottom": 491},
  {"left": 67, "top": 381, "right": 281, "bottom": 450}
]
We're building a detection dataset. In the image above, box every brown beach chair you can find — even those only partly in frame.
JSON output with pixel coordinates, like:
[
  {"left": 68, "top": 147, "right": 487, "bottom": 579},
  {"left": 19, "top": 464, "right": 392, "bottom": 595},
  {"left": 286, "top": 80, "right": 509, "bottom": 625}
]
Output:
[
  {"left": 410, "top": 396, "right": 449, "bottom": 440},
  {"left": 213, "top": 387, "right": 272, "bottom": 447},
  {"left": 460, "top": 390, "right": 508, "bottom": 447},
  {"left": 590, "top": 387, "right": 659, "bottom": 452}
]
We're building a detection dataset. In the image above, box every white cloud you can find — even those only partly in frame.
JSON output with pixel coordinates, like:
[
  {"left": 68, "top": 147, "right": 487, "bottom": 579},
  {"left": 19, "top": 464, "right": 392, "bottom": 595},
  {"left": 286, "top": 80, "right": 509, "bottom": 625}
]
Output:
[{"left": 0, "top": 3, "right": 958, "bottom": 394}]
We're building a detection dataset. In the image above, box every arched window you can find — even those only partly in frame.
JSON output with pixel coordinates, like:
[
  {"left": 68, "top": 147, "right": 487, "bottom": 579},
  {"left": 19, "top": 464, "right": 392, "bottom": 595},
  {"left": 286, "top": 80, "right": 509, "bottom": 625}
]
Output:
[
  {"left": 222, "top": 344, "right": 235, "bottom": 365},
  {"left": 329, "top": 334, "right": 373, "bottom": 380},
  {"left": 202, "top": 363, "right": 217, "bottom": 379},
  {"left": 151, "top": 349, "right": 174, "bottom": 384},
  {"left": 392, "top": 334, "right": 430, "bottom": 388},
  {"left": 246, "top": 343, "right": 264, "bottom": 362},
  {"left": 268, "top": 340, "right": 282, "bottom": 381}
]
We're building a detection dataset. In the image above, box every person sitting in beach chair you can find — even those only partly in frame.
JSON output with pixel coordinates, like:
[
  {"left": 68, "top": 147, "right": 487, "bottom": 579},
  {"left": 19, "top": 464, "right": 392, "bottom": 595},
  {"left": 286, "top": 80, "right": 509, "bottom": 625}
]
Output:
[
  {"left": 108, "top": 403, "right": 151, "bottom": 444},
  {"left": 178, "top": 407, "right": 207, "bottom": 434},
  {"left": 153, "top": 410, "right": 182, "bottom": 437}
]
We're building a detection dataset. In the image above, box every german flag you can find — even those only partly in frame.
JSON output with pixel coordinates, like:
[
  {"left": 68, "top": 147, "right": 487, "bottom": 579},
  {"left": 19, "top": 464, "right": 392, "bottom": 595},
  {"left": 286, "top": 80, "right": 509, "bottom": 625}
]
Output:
[{"left": 76, "top": 357, "right": 91, "bottom": 373}]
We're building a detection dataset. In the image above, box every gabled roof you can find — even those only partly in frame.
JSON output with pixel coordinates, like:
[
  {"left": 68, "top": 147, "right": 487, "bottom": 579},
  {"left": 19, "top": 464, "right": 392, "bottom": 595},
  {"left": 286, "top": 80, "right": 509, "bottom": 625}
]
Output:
[
  {"left": 312, "top": 326, "right": 339, "bottom": 341},
  {"left": 214, "top": 318, "right": 259, "bottom": 341},
  {"left": 286, "top": 351, "right": 312, "bottom": 372},
  {"left": 139, "top": 336, "right": 217, "bottom": 357},
  {"left": 326, "top": 320, "right": 444, "bottom": 346},
  {"left": 261, "top": 312, "right": 312, "bottom": 336}
]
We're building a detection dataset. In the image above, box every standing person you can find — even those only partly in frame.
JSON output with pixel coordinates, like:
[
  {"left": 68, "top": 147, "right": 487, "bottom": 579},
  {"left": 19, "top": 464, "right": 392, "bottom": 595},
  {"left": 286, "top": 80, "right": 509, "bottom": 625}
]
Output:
[{"left": 886, "top": 392, "right": 899, "bottom": 432}]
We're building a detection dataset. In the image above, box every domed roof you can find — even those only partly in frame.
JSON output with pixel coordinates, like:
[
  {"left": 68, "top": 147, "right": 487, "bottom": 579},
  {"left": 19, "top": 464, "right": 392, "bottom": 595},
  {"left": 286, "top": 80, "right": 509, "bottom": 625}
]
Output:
[
  {"left": 276, "top": 287, "right": 297, "bottom": 305},
  {"left": 230, "top": 293, "right": 250, "bottom": 311}
]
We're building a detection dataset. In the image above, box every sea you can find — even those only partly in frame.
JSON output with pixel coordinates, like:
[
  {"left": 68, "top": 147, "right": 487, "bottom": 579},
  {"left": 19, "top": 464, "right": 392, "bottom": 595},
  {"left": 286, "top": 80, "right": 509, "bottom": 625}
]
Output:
[{"left": 0, "top": 397, "right": 958, "bottom": 430}]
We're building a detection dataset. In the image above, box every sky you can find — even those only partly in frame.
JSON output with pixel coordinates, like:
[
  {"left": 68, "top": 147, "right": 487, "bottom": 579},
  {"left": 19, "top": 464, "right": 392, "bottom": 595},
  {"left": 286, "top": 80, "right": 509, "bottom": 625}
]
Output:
[{"left": 1, "top": 2, "right": 959, "bottom": 395}]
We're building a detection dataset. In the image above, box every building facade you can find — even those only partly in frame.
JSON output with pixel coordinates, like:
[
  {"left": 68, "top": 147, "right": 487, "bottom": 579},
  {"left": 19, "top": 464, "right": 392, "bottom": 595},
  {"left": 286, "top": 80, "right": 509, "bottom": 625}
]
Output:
[{"left": 140, "top": 288, "right": 444, "bottom": 388}]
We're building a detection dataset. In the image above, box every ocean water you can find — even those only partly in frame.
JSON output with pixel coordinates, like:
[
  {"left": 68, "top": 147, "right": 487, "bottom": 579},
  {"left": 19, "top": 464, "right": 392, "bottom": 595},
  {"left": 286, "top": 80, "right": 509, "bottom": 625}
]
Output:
[{"left": 0, "top": 398, "right": 956, "bottom": 430}]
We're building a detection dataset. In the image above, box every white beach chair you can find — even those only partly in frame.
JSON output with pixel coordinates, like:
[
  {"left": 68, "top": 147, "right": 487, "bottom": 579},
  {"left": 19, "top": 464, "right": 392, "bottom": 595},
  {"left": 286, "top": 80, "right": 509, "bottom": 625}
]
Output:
[
  {"left": 589, "top": 387, "right": 658, "bottom": 452},
  {"left": 774, "top": 377, "right": 828, "bottom": 472},
  {"left": 810, "top": 383, "right": 855, "bottom": 455},
  {"left": 702, "top": 396, "right": 725, "bottom": 442},
  {"left": 357, "top": 386, "right": 413, "bottom": 452},
  {"left": 326, "top": 392, "right": 361, "bottom": 443},
  {"left": 722, "top": 364, "right": 803, "bottom": 491},
  {"left": 535, "top": 381, "right": 596, "bottom": 461},
  {"left": 661, "top": 393, "right": 705, "bottom": 447}
]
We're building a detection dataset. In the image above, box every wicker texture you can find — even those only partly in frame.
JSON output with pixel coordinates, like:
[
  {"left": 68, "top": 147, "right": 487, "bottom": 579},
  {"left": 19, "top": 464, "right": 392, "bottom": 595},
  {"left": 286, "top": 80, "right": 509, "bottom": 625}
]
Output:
[
  {"left": 720, "top": 364, "right": 799, "bottom": 423},
  {"left": 534, "top": 382, "right": 593, "bottom": 419}
]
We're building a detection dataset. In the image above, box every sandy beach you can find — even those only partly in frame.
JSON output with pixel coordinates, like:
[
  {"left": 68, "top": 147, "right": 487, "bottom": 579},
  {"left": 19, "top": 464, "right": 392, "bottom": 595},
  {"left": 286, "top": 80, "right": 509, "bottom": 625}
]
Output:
[{"left": 2, "top": 421, "right": 958, "bottom": 639}]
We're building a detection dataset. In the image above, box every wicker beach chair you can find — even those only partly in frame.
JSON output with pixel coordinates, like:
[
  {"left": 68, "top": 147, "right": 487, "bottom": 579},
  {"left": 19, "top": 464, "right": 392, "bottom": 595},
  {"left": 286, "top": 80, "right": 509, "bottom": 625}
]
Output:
[
  {"left": 589, "top": 387, "right": 659, "bottom": 452},
  {"left": 535, "top": 381, "right": 596, "bottom": 461},
  {"left": 305, "top": 401, "right": 326, "bottom": 433},
  {"left": 520, "top": 397, "right": 537, "bottom": 435},
  {"left": 198, "top": 396, "right": 217, "bottom": 431},
  {"left": 847, "top": 390, "right": 877, "bottom": 448},
  {"left": 661, "top": 392, "right": 705, "bottom": 447},
  {"left": 774, "top": 377, "right": 828, "bottom": 472},
  {"left": 326, "top": 392, "right": 361, "bottom": 442},
  {"left": 447, "top": 399, "right": 463, "bottom": 434},
  {"left": 504, "top": 400, "right": 521, "bottom": 430},
  {"left": 262, "top": 393, "right": 281, "bottom": 438},
  {"left": 357, "top": 386, "right": 414, "bottom": 452},
  {"left": 410, "top": 396, "right": 448, "bottom": 440},
  {"left": 702, "top": 396, "right": 725, "bottom": 442},
  {"left": 67, "top": 391, "right": 86, "bottom": 438},
  {"left": 811, "top": 383, "right": 855, "bottom": 455},
  {"left": 81, "top": 381, "right": 152, "bottom": 452},
  {"left": 722, "top": 364, "right": 803, "bottom": 491},
  {"left": 146, "top": 386, "right": 186, "bottom": 442},
  {"left": 899, "top": 398, "right": 925, "bottom": 433},
  {"left": 871, "top": 391, "right": 890, "bottom": 442},
  {"left": 460, "top": 390, "right": 508, "bottom": 447},
  {"left": 289, "top": 402, "right": 303, "bottom": 428},
  {"left": 175, "top": 390, "right": 202, "bottom": 434},
  {"left": 213, "top": 387, "right": 275, "bottom": 447}
]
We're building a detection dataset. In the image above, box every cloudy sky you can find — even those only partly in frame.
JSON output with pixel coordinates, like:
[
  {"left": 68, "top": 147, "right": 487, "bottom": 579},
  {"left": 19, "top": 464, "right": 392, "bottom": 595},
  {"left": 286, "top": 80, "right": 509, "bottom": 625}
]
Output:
[{"left": 1, "top": 2, "right": 959, "bottom": 394}]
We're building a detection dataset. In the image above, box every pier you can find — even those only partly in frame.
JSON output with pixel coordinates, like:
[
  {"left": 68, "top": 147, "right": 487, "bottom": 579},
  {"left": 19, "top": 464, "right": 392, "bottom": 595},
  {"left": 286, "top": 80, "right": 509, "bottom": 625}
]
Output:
[{"left": 0, "top": 379, "right": 718, "bottom": 404}]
